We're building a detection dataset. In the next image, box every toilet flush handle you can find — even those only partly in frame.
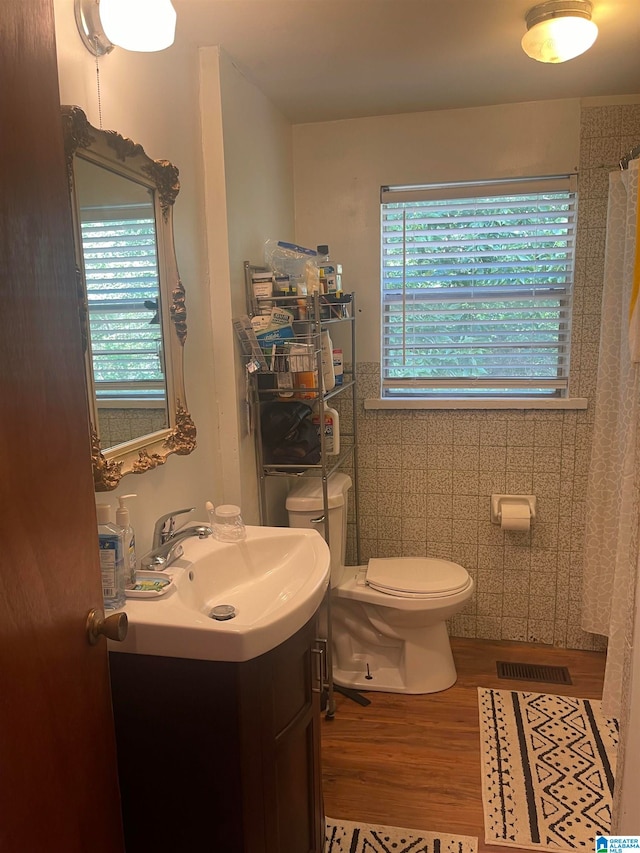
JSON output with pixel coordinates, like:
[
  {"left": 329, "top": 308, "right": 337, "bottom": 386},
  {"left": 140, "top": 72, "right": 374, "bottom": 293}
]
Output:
[{"left": 310, "top": 515, "right": 325, "bottom": 524}]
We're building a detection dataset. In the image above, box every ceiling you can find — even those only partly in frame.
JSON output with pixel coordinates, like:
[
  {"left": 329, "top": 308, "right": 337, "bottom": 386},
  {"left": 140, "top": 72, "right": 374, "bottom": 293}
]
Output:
[{"left": 174, "top": 0, "right": 640, "bottom": 124}]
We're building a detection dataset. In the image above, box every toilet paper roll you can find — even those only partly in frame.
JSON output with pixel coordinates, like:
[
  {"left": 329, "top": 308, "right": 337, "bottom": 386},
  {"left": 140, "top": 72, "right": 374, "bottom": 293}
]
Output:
[{"left": 500, "top": 502, "right": 531, "bottom": 531}]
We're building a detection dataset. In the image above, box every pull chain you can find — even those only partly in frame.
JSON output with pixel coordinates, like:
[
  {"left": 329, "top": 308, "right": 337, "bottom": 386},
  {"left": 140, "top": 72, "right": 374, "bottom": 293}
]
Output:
[{"left": 93, "top": 37, "right": 103, "bottom": 130}]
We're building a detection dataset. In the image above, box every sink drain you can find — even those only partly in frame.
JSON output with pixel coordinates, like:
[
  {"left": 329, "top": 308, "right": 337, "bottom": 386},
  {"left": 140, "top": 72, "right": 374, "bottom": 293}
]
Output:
[{"left": 209, "top": 604, "right": 236, "bottom": 621}]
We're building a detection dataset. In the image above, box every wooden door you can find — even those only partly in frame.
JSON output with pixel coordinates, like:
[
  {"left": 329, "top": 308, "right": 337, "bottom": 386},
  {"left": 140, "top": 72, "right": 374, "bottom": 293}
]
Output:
[{"left": 0, "top": 1, "right": 125, "bottom": 850}]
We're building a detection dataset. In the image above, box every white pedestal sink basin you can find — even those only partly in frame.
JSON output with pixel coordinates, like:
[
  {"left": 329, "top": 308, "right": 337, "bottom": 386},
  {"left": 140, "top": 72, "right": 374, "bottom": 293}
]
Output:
[{"left": 109, "top": 526, "right": 330, "bottom": 662}]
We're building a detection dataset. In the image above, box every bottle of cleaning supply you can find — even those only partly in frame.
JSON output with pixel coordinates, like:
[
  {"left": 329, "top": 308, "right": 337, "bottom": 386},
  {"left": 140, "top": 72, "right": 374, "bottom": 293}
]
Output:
[
  {"left": 316, "top": 244, "right": 342, "bottom": 295},
  {"left": 116, "top": 494, "right": 137, "bottom": 589},
  {"left": 333, "top": 348, "right": 343, "bottom": 386},
  {"left": 97, "top": 504, "right": 126, "bottom": 610},
  {"left": 312, "top": 404, "right": 340, "bottom": 454},
  {"left": 316, "top": 245, "right": 330, "bottom": 293},
  {"left": 321, "top": 329, "right": 335, "bottom": 391}
]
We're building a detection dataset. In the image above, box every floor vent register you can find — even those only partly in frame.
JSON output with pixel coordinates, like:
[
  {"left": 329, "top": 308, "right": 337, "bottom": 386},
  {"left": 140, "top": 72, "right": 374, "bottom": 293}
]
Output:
[{"left": 496, "top": 661, "right": 572, "bottom": 685}]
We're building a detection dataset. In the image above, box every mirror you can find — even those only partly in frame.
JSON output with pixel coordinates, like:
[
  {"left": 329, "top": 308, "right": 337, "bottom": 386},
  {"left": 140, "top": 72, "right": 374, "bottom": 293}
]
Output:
[{"left": 62, "top": 105, "right": 196, "bottom": 490}]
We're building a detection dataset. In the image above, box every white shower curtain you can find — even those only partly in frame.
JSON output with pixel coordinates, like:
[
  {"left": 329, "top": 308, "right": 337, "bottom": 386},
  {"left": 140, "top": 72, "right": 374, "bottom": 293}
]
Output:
[{"left": 582, "top": 158, "right": 640, "bottom": 720}]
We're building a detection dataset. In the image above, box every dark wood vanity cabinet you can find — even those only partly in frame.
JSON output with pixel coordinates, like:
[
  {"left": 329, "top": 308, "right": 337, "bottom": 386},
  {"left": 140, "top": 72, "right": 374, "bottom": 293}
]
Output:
[{"left": 109, "top": 614, "right": 324, "bottom": 853}]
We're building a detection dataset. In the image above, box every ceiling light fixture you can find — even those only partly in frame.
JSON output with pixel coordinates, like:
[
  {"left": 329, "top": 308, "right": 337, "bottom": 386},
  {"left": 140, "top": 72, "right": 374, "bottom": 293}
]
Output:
[
  {"left": 75, "top": 0, "right": 177, "bottom": 55},
  {"left": 521, "top": 0, "right": 598, "bottom": 63}
]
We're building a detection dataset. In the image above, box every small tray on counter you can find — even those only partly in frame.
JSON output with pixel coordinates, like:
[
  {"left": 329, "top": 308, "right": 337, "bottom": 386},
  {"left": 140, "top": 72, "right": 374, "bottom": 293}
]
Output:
[{"left": 125, "top": 571, "right": 174, "bottom": 599}]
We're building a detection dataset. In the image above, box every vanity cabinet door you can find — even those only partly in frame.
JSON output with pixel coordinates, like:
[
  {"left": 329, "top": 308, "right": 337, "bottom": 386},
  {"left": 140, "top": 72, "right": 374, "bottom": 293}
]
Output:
[{"left": 242, "top": 614, "right": 324, "bottom": 853}]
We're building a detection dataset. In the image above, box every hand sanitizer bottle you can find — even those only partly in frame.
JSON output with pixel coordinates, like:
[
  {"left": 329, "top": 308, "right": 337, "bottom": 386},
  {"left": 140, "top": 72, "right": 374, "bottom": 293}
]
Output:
[
  {"left": 116, "top": 494, "right": 137, "bottom": 589},
  {"left": 97, "top": 503, "right": 126, "bottom": 610}
]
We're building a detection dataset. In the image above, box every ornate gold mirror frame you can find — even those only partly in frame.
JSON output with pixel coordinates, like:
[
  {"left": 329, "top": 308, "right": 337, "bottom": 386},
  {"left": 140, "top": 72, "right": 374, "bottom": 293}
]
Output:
[{"left": 62, "top": 105, "right": 196, "bottom": 490}]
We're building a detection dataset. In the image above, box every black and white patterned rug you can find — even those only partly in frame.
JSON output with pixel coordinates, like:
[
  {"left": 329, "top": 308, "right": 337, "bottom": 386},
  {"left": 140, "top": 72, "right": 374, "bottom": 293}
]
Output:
[
  {"left": 478, "top": 688, "right": 619, "bottom": 851},
  {"left": 325, "top": 817, "right": 477, "bottom": 852}
]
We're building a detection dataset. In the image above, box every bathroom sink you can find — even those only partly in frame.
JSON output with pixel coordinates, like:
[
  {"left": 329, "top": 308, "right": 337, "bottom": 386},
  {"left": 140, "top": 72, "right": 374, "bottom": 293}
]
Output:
[{"left": 110, "top": 526, "right": 330, "bottom": 662}]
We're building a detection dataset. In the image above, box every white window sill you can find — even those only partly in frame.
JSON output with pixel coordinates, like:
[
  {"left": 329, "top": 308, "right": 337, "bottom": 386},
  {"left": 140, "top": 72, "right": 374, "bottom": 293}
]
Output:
[{"left": 364, "top": 397, "right": 588, "bottom": 411}]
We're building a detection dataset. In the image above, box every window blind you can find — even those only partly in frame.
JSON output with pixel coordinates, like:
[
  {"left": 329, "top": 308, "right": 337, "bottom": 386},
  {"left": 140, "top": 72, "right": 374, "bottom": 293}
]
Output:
[
  {"left": 380, "top": 176, "right": 577, "bottom": 398},
  {"left": 80, "top": 213, "right": 165, "bottom": 399}
]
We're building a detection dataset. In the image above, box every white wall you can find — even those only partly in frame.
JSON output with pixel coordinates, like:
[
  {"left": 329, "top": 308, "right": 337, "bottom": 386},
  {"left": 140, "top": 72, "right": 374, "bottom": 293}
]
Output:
[
  {"left": 292, "top": 99, "right": 580, "bottom": 362},
  {"left": 54, "top": 0, "right": 221, "bottom": 554},
  {"left": 199, "top": 47, "right": 295, "bottom": 525}
]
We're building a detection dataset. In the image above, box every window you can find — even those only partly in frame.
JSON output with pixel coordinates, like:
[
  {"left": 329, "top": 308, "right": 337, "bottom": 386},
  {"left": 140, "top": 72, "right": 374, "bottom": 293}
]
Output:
[
  {"left": 380, "top": 176, "right": 577, "bottom": 400},
  {"left": 80, "top": 205, "right": 166, "bottom": 402}
]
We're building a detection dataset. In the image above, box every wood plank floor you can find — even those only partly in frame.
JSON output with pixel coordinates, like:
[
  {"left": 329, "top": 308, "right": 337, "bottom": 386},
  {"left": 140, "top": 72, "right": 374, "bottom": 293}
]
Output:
[{"left": 321, "top": 637, "right": 606, "bottom": 853}]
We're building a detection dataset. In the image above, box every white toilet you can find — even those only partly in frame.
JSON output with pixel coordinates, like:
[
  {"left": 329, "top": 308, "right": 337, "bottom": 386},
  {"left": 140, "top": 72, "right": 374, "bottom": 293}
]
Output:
[{"left": 286, "top": 473, "right": 474, "bottom": 694}]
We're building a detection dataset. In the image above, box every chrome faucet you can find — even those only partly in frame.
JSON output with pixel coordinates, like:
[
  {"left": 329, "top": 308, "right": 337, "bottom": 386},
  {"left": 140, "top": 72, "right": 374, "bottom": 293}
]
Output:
[
  {"left": 152, "top": 506, "right": 195, "bottom": 550},
  {"left": 142, "top": 507, "right": 212, "bottom": 570}
]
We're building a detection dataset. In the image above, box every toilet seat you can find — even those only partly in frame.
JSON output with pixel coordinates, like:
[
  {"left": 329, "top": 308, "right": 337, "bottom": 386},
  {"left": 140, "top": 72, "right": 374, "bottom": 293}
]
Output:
[{"left": 365, "top": 557, "right": 470, "bottom": 599}]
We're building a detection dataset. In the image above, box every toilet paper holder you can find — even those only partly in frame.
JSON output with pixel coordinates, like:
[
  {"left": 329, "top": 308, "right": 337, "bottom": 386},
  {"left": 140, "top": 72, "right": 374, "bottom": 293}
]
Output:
[{"left": 490, "top": 494, "right": 537, "bottom": 525}]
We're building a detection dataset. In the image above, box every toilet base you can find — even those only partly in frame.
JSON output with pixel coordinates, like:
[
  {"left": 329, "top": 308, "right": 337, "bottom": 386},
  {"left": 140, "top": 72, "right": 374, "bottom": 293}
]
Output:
[
  {"left": 333, "top": 663, "right": 412, "bottom": 694},
  {"left": 331, "top": 617, "right": 458, "bottom": 695}
]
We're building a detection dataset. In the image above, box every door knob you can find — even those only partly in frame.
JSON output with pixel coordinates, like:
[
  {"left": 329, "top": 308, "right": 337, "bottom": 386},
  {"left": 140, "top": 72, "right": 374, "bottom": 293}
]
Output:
[{"left": 86, "top": 608, "right": 128, "bottom": 645}]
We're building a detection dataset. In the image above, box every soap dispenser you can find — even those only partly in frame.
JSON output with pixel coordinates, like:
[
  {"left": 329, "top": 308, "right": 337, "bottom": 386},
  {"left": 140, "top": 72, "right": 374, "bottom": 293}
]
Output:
[{"left": 116, "top": 494, "right": 137, "bottom": 589}]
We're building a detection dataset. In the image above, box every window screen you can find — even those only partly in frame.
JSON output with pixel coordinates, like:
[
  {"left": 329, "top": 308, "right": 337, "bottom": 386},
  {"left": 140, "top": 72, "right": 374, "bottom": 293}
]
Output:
[{"left": 380, "top": 175, "right": 577, "bottom": 399}]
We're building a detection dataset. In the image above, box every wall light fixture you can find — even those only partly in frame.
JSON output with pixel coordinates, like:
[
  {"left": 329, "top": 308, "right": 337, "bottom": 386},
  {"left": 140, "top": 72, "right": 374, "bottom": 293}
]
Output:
[
  {"left": 75, "top": 0, "right": 177, "bottom": 55},
  {"left": 521, "top": 0, "right": 598, "bottom": 63}
]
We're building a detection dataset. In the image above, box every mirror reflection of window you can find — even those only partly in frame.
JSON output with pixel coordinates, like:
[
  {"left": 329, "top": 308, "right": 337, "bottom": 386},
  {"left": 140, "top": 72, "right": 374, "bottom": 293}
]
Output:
[{"left": 75, "top": 157, "right": 169, "bottom": 449}]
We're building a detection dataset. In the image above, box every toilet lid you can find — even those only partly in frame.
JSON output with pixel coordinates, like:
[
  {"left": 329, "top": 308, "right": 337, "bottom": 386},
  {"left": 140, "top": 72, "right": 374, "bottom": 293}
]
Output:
[{"left": 366, "top": 557, "right": 470, "bottom": 597}]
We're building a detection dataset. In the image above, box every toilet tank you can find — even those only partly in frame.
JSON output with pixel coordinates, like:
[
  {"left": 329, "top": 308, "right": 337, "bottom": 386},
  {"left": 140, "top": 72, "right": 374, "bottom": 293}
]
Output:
[{"left": 286, "top": 473, "right": 352, "bottom": 587}]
